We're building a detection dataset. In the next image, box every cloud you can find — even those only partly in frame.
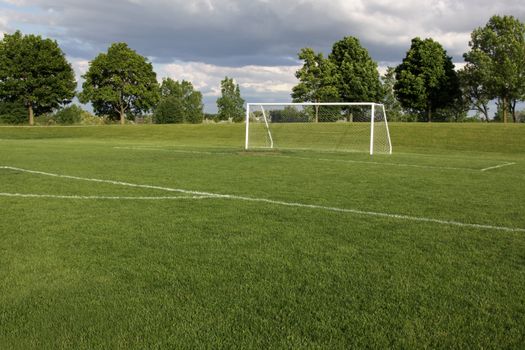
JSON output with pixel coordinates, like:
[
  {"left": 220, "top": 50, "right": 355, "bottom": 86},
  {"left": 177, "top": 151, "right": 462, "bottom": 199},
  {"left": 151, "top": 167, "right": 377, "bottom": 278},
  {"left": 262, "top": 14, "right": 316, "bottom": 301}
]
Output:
[
  {"left": 4, "top": 0, "right": 525, "bottom": 110},
  {"left": 155, "top": 60, "right": 299, "bottom": 111},
  {"left": 0, "top": 14, "right": 10, "bottom": 38},
  {"left": 6, "top": 0, "right": 523, "bottom": 66}
]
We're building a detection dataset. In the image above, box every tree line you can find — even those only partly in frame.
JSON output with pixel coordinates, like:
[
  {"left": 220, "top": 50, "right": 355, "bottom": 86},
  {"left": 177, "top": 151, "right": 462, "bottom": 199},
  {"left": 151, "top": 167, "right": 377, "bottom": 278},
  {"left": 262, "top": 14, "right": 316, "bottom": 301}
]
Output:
[
  {"left": 0, "top": 35, "right": 244, "bottom": 125},
  {"left": 1, "top": 14, "right": 524, "bottom": 125},
  {"left": 293, "top": 15, "right": 525, "bottom": 123}
]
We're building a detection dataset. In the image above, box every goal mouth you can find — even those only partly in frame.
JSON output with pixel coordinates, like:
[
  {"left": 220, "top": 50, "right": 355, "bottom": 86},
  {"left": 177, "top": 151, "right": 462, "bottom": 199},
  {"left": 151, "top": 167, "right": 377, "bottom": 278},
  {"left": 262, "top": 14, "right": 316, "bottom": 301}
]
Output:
[{"left": 245, "top": 103, "right": 392, "bottom": 155}]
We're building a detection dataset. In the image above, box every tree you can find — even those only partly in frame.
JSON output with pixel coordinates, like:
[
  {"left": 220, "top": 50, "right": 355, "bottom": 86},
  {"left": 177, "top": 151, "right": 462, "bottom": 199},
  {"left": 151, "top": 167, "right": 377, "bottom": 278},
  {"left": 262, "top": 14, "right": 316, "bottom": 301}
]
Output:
[
  {"left": 0, "top": 31, "right": 76, "bottom": 125},
  {"left": 458, "top": 65, "right": 491, "bottom": 122},
  {"left": 381, "top": 67, "right": 404, "bottom": 121},
  {"left": 154, "top": 97, "right": 183, "bottom": 124},
  {"left": 154, "top": 78, "right": 203, "bottom": 124},
  {"left": 216, "top": 77, "right": 244, "bottom": 122},
  {"left": 329, "top": 36, "right": 383, "bottom": 103},
  {"left": 79, "top": 43, "right": 159, "bottom": 124},
  {"left": 292, "top": 48, "right": 339, "bottom": 122},
  {"left": 463, "top": 15, "right": 525, "bottom": 123},
  {"left": 394, "top": 37, "right": 461, "bottom": 122}
]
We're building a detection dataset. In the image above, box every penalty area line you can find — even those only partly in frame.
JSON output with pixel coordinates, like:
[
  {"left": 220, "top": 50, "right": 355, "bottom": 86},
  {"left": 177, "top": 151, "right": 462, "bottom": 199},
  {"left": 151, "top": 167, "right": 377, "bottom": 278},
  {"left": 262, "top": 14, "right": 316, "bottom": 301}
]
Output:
[
  {"left": 1, "top": 165, "right": 524, "bottom": 233},
  {"left": 0, "top": 192, "right": 213, "bottom": 200},
  {"left": 480, "top": 162, "right": 516, "bottom": 172}
]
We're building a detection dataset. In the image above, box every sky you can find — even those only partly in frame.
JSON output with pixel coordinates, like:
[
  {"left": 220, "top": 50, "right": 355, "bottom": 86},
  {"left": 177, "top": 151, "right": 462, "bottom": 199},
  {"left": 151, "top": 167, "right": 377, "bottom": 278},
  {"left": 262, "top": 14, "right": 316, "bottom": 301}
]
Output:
[{"left": 1, "top": 0, "right": 525, "bottom": 112}]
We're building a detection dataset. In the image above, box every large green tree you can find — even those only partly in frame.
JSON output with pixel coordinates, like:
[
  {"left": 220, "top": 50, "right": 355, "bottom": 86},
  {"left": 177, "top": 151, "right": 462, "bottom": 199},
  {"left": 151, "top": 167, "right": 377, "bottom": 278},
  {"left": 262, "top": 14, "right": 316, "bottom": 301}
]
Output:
[
  {"left": 394, "top": 37, "right": 460, "bottom": 122},
  {"left": 154, "top": 78, "right": 203, "bottom": 124},
  {"left": 463, "top": 15, "right": 525, "bottom": 123},
  {"left": 216, "top": 77, "right": 245, "bottom": 122},
  {"left": 458, "top": 64, "right": 491, "bottom": 122},
  {"left": 79, "top": 43, "right": 159, "bottom": 124},
  {"left": 328, "top": 36, "right": 383, "bottom": 103},
  {"left": 0, "top": 31, "right": 76, "bottom": 125},
  {"left": 291, "top": 48, "right": 339, "bottom": 122}
]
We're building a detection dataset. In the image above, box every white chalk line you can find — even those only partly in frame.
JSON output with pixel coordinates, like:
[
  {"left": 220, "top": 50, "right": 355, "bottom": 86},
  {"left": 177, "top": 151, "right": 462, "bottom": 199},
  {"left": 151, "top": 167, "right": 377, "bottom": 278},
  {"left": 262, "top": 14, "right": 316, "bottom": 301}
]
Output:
[
  {"left": 480, "top": 162, "right": 516, "bottom": 172},
  {"left": 114, "top": 146, "right": 510, "bottom": 172},
  {"left": 0, "top": 192, "right": 213, "bottom": 200},
  {"left": 1, "top": 165, "right": 524, "bottom": 233}
]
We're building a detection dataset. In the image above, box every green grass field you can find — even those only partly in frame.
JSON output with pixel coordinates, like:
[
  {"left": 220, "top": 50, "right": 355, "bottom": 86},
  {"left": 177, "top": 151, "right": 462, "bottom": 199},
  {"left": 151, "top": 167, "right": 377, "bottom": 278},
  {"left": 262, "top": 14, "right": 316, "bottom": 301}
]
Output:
[{"left": 1, "top": 123, "right": 524, "bottom": 349}]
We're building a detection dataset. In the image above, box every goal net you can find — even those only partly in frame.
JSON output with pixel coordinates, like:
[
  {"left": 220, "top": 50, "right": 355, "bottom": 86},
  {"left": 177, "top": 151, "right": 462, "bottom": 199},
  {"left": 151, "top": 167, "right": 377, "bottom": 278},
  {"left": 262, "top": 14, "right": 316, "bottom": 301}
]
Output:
[{"left": 245, "top": 103, "right": 392, "bottom": 155}]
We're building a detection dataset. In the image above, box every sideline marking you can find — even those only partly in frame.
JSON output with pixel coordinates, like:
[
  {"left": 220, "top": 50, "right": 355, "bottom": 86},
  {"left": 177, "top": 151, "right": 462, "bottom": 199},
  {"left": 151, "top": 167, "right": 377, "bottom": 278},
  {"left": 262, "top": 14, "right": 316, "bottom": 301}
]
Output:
[
  {"left": 480, "top": 162, "right": 516, "bottom": 172},
  {"left": 1, "top": 165, "right": 524, "bottom": 233},
  {"left": 0, "top": 192, "right": 212, "bottom": 200}
]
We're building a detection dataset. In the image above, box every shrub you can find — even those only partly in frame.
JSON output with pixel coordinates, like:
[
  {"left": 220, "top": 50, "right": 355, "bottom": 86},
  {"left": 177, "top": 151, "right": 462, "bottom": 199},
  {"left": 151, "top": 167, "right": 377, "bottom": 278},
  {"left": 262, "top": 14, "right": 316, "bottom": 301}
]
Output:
[
  {"left": 80, "top": 111, "right": 107, "bottom": 125},
  {"left": 54, "top": 105, "right": 83, "bottom": 124},
  {"left": 35, "top": 114, "right": 57, "bottom": 125}
]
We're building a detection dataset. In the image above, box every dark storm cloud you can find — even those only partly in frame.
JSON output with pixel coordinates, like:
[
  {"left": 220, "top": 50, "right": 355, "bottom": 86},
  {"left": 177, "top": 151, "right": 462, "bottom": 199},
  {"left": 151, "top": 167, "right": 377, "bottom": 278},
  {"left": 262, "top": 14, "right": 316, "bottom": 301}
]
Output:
[{"left": 3, "top": 0, "right": 525, "bottom": 65}]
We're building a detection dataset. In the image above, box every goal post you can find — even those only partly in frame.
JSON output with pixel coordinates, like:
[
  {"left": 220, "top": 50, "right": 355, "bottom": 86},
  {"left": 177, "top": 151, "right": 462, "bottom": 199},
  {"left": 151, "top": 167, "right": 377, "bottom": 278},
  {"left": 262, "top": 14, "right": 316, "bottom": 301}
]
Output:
[{"left": 245, "top": 102, "right": 392, "bottom": 155}]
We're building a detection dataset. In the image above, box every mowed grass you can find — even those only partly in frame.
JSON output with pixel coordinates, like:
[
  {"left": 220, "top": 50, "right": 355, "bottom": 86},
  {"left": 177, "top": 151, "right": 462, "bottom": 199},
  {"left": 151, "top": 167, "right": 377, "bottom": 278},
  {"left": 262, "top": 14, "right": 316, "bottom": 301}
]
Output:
[{"left": 0, "top": 123, "right": 524, "bottom": 349}]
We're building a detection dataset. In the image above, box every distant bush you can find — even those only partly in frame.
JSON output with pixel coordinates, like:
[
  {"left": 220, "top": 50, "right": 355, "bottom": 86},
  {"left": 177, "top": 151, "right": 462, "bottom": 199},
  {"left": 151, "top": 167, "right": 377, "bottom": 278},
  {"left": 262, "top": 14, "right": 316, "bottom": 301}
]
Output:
[
  {"left": 154, "top": 97, "right": 184, "bottom": 124},
  {"left": 35, "top": 114, "right": 57, "bottom": 125},
  {"left": 0, "top": 101, "right": 27, "bottom": 124},
  {"left": 134, "top": 115, "right": 153, "bottom": 124},
  {"left": 270, "top": 106, "right": 308, "bottom": 123},
  {"left": 516, "top": 110, "right": 525, "bottom": 123},
  {"left": 54, "top": 105, "right": 83, "bottom": 124},
  {"left": 80, "top": 111, "right": 108, "bottom": 125},
  {"left": 204, "top": 113, "right": 217, "bottom": 121}
]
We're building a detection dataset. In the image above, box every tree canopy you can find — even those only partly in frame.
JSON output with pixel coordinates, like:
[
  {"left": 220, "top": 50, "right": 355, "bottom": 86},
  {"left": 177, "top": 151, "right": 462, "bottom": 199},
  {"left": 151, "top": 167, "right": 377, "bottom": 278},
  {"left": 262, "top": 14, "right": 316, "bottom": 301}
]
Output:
[
  {"left": 0, "top": 31, "right": 76, "bottom": 125},
  {"left": 463, "top": 15, "right": 525, "bottom": 123},
  {"left": 394, "top": 37, "right": 461, "bottom": 122},
  {"left": 328, "top": 36, "right": 383, "bottom": 103},
  {"left": 291, "top": 48, "right": 339, "bottom": 122},
  {"left": 216, "top": 77, "right": 245, "bottom": 122},
  {"left": 292, "top": 48, "right": 339, "bottom": 103},
  {"left": 154, "top": 78, "right": 204, "bottom": 124},
  {"left": 79, "top": 43, "right": 159, "bottom": 124}
]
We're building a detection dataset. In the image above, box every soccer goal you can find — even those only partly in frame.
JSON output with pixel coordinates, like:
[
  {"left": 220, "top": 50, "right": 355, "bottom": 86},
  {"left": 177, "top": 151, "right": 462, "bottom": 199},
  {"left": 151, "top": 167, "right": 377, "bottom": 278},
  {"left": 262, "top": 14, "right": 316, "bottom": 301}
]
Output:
[{"left": 244, "top": 103, "right": 392, "bottom": 155}]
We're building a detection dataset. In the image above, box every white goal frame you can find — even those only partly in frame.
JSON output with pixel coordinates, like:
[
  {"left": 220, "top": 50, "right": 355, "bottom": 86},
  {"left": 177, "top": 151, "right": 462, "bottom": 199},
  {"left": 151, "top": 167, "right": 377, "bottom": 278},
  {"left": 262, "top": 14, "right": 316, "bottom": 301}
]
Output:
[{"left": 244, "top": 102, "right": 392, "bottom": 155}]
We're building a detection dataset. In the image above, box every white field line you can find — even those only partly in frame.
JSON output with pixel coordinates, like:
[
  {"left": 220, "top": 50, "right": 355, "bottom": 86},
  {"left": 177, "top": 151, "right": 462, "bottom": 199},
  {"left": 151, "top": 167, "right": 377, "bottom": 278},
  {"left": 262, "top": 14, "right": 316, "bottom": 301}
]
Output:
[
  {"left": 1, "top": 165, "right": 524, "bottom": 233},
  {"left": 480, "top": 162, "right": 516, "bottom": 172},
  {"left": 0, "top": 192, "right": 213, "bottom": 200}
]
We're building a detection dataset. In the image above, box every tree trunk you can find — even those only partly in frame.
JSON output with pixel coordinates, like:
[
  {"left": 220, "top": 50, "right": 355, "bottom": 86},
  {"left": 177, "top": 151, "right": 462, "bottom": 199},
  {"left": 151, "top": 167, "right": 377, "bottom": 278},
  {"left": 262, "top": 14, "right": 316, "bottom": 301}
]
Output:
[
  {"left": 502, "top": 96, "right": 508, "bottom": 123},
  {"left": 482, "top": 105, "right": 489, "bottom": 122},
  {"left": 28, "top": 104, "right": 34, "bottom": 126},
  {"left": 314, "top": 105, "right": 319, "bottom": 123},
  {"left": 120, "top": 105, "right": 125, "bottom": 125},
  {"left": 511, "top": 99, "right": 517, "bottom": 123},
  {"left": 427, "top": 107, "right": 432, "bottom": 123}
]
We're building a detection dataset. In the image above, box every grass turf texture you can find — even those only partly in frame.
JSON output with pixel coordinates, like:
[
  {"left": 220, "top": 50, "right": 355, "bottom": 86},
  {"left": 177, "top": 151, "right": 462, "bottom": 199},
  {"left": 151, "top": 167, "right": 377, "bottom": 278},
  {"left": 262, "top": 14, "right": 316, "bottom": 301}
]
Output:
[{"left": 0, "top": 123, "right": 524, "bottom": 348}]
